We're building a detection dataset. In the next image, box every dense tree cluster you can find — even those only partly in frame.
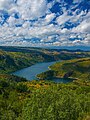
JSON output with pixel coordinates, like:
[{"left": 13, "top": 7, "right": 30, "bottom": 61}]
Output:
[{"left": 0, "top": 75, "right": 90, "bottom": 120}]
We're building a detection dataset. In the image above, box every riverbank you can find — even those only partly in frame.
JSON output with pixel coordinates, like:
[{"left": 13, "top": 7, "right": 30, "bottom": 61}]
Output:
[
  {"left": 37, "top": 58, "right": 90, "bottom": 82},
  {"left": 12, "top": 61, "right": 56, "bottom": 81},
  {"left": 0, "top": 46, "right": 90, "bottom": 74}
]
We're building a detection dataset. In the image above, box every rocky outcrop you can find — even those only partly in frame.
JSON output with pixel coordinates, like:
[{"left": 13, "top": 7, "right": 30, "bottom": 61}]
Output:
[{"left": 63, "top": 71, "right": 74, "bottom": 78}]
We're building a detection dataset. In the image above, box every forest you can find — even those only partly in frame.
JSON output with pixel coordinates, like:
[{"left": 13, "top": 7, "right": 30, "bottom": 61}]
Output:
[{"left": 0, "top": 46, "right": 90, "bottom": 120}]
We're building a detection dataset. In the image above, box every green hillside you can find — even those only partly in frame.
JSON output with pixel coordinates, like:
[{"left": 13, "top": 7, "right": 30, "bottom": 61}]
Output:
[
  {"left": 0, "top": 46, "right": 90, "bottom": 74},
  {"left": 0, "top": 49, "right": 56, "bottom": 74},
  {"left": 0, "top": 74, "right": 90, "bottom": 120},
  {"left": 0, "top": 47, "right": 90, "bottom": 120},
  {"left": 37, "top": 58, "right": 90, "bottom": 81}
]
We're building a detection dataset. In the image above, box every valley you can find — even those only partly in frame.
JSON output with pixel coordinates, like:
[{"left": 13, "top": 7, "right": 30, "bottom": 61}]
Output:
[
  {"left": 37, "top": 58, "right": 90, "bottom": 82},
  {"left": 0, "top": 46, "right": 90, "bottom": 120}
]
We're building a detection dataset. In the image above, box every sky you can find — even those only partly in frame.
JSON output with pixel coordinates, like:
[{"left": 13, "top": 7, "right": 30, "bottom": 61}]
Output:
[{"left": 0, "top": 0, "right": 90, "bottom": 47}]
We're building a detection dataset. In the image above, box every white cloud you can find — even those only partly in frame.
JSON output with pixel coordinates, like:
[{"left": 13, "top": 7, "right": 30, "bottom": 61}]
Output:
[
  {"left": 0, "top": 0, "right": 48, "bottom": 20},
  {"left": 0, "top": 0, "right": 90, "bottom": 47},
  {"left": 56, "top": 12, "right": 71, "bottom": 25},
  {"left": 17, "top": 0, "right": 47, "bottom": 20},
  {"left": 73, "top": 19, "right": 90, "bottom": 33},
  {"left": 44, "top": 13, "right": 56, "bottom": 24},
  {"left": 0, "top": 0, "right": 14, "bottom": 10}
]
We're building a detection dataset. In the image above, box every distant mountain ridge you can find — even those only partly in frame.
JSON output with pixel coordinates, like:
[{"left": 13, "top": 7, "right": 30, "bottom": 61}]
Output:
[{"left": 0, "top": 46, "right": 90, "bottom": 52}]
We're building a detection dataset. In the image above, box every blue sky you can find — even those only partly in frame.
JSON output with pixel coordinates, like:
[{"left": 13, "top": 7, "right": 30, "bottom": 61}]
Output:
[{"left": 0, "top": 0, "right": 90, "bottom": 47}]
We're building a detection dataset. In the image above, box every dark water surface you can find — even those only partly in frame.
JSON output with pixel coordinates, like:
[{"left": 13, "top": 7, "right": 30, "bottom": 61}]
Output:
[{"left": 13, "top": 61, "right": 73, "bottom": 83}]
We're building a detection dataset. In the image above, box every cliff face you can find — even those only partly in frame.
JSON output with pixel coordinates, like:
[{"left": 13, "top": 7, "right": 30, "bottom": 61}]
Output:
[{"left": 63, "top": 71, "right": 74, "bottom": 78}]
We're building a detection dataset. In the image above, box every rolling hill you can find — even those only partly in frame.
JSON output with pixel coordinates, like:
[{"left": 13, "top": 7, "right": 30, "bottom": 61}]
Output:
[
  {"left": 0, "top": 46, "right": 90, "bottom": 120},
  {"left": 37, "top": 58, "right": 90, "bottom": 81},
  {"left": 0, "top": 46, "right": 90, "bottom": 74}
]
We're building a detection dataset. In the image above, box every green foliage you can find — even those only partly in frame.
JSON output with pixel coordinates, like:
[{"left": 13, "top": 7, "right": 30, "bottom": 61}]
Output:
[
  {"left": 0, "top": 47, "right": 90, "bottom": 74},
  {"left": 0, "top": 50, "right": 45, "bottom": 74},
  {"left": 22, "top": 84, "right": 90, "bottom": 120},
  {"left": 0, "top": 75, "right": 90, "bottom": 120},
  {"left": 37, "top": 70, "right": 55, "bottom": 80},
  {"left": 37, "top": 58, "right": 90, "bottom": 81},
  {"left": 16, "top": 83, "right": 29, "bottom": 93},
  {"left": 0, "top": 76, "right": 23, "bottom": 120},
  {"left": 0, "top": 47, "right": 90, "bottom": 120}
]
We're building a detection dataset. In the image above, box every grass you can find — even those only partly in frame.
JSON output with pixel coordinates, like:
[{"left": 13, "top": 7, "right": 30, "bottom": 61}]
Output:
[{"left": 37, "top": 58, "right": 90, "bottom": 81}]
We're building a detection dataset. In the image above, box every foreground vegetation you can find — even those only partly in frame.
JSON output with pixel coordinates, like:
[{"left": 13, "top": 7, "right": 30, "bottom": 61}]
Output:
[
  {"left": 0, "top": 46, "right": 90, "bottom": 120},
  {"left": 0, "top": 74, "right": 90, "bottom": 120}
]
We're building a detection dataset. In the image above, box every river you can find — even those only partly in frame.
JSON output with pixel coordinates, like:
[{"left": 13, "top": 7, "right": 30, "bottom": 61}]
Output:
[{"left": 12, "top": 61, "right": 73, "bottom": 83}]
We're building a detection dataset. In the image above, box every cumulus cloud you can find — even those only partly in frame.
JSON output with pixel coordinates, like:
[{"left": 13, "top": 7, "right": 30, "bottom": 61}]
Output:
[
  {"left": 44, "top": 13, "right": 56, "bottom": 24},
  {"left": 0, "top": 0, "right": 90, "bottom": 47},
  {"left": 17, "top": 0, "right": 47, "bottom": 20},
  {"left": 0, "top": 0, "right": 14, "bottom": 10},
  {"left": 73, "top": 19, "right": 90, "bottom": 33}
]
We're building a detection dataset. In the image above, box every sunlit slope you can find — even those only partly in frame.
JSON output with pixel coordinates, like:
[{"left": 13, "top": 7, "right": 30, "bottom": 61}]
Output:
[
  {"left": 0, "top": 46, "right": 90, "bottom": 74},
  {"left": 0, "top": 50, "right": 49, "bottom": 73},
  {"left": 37, "top": 58, "right": 90, "bottom": 81}
]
